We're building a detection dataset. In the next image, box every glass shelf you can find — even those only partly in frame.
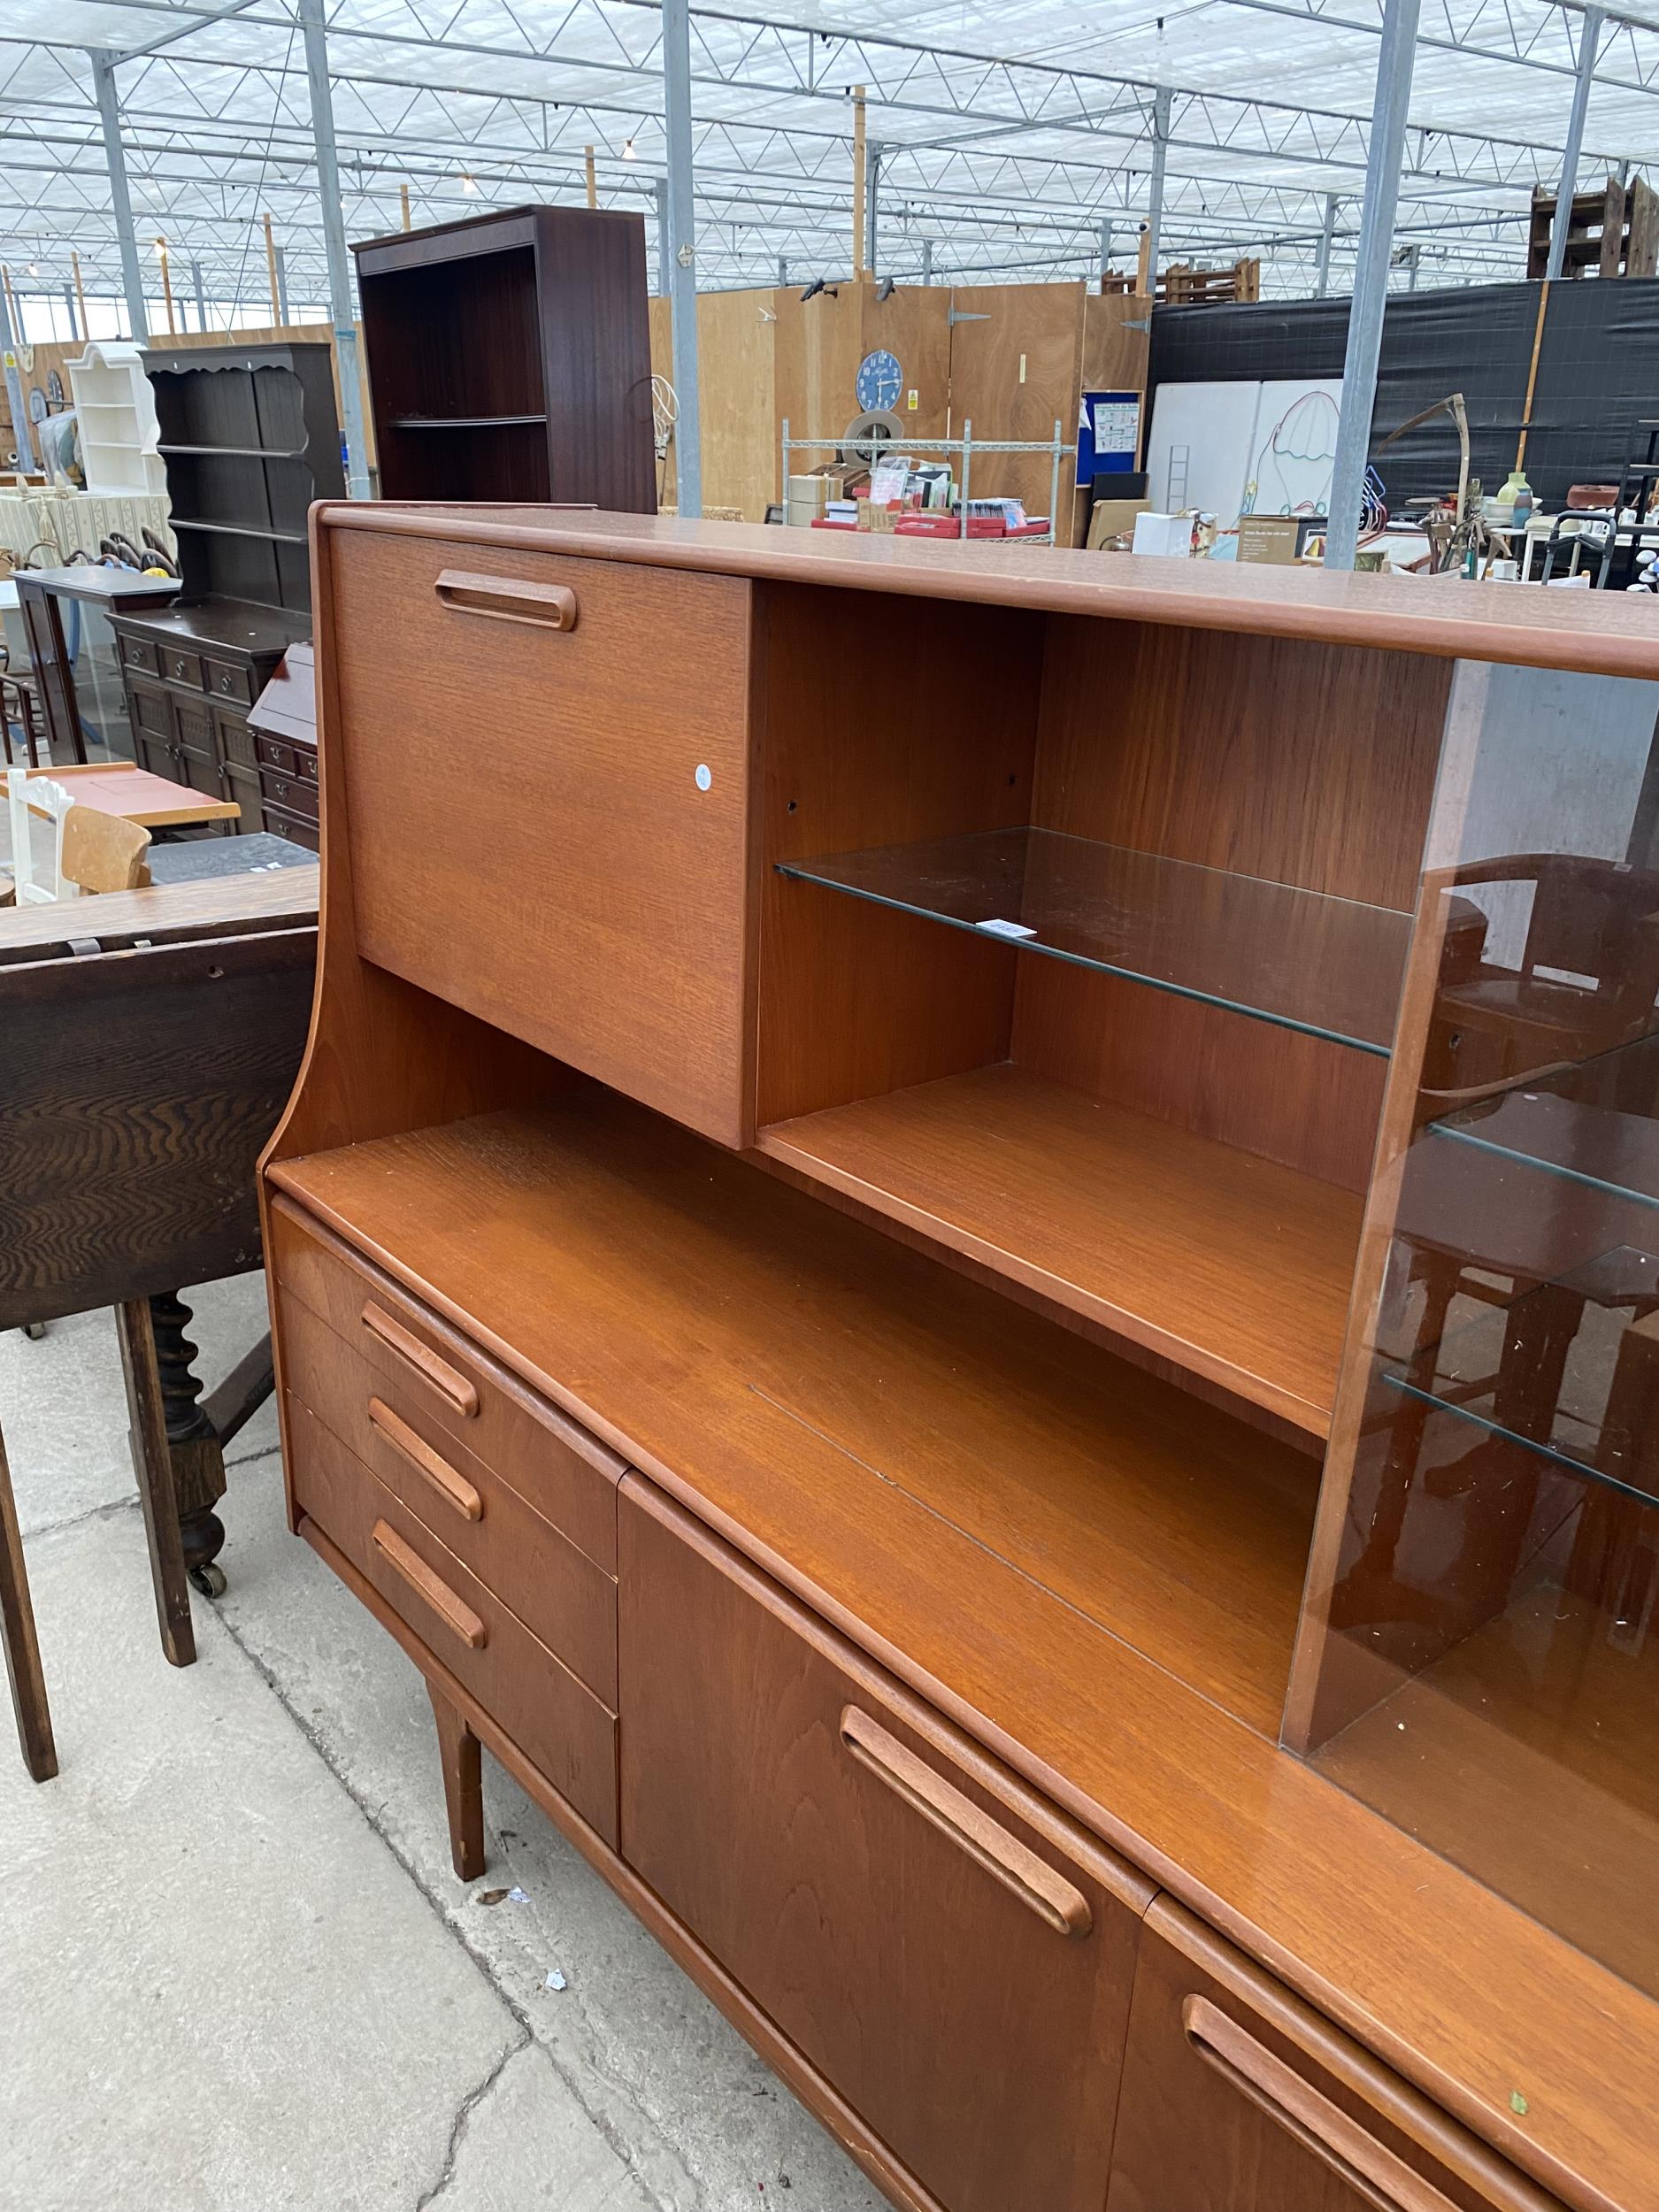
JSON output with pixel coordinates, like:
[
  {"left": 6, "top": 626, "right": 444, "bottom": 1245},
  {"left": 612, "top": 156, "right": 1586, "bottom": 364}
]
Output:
[
  {"left": 777, "top": 826, "right": 1412, "bottom": 1054},
  {"left": 1380, "top": 1242, "right": 1659, "bottom": 1508},
  {"left": 1429, "top": 1030, "right": 1659, "bottom": 1210}
]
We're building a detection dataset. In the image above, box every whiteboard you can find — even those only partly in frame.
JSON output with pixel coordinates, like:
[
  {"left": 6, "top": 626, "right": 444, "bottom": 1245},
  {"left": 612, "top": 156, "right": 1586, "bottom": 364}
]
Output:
[
  {"left": 1243, "top": 380, "right": 1344, "bottom": 520},
  {"left": 1143, "top": 381, "right": 1261, "bottom": 527}
]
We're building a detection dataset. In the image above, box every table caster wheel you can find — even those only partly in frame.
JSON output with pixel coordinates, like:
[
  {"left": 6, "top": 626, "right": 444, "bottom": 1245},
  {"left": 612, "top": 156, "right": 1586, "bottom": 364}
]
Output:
[
  {"left": 21, "top": 1321, "right": 47, "bottom": 1341},
  {"left": 189, "top": 1562, "right": 227, "bottom": 1599}
]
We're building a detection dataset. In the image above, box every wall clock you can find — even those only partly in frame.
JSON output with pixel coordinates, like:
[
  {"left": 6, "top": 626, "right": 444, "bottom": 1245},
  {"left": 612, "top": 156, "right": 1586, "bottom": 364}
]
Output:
[{"left": 855, "top": 348, "right": 902, "bottom": 413}]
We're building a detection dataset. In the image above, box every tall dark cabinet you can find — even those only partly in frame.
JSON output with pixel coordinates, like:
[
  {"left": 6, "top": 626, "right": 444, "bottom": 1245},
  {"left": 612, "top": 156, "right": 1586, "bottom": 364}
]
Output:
[
  {"left": 111, "top": 342, "right": 340, "bottom": 838},
  {"left": 352, "top": 205, "right": 656, "bottom": 509}
]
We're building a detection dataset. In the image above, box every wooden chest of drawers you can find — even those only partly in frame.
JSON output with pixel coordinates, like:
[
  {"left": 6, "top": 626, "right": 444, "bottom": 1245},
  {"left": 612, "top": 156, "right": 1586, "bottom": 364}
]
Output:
[
  {"left": 111, "top": 602, "right": 313, "bottom": 842},
  {"left": 270, "top": 1201, "right": 622, "bottom": 1843}
]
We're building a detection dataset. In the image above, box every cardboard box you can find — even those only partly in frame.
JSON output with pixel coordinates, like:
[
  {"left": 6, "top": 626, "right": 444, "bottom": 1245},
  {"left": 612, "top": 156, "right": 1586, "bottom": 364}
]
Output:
[
  {"left": 1132, "top": 511, "right": 1194, "bottom": 558},
  {"left": 1087, "top": 497, "right": 1150, "bottom": 551},
  {"left": 1238, "top": 514, "right": 1315, "bottom": 565}
]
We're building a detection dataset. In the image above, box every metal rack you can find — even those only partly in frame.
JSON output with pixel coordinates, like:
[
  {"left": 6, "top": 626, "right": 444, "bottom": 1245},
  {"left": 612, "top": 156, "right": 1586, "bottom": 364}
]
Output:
[{"left": 780, "top": 419, "right": 1072, "bottom": 544}]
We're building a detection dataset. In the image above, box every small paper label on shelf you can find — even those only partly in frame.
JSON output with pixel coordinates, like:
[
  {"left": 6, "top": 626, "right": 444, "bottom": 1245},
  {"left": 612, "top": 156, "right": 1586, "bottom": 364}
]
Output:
[{"left": 976, "top": 918, "right": 1038, "bottom": 940}]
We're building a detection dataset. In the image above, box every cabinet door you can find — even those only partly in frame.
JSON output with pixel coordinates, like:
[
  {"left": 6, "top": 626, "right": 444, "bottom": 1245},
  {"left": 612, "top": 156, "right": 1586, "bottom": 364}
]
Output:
[
  {"left": 324, "top": 525, "right": 755, "bottom": 1147},
  {"left": 126, "top": 675, "right": 177, "bottom": 778},
  {"left": 619, "top": 1479, "right": 1151, "bottom": 2212},
  {"left": 1107, "top": 1903, "right": 1563, "bottom": 2212},
  {"left": 225, "top": 760, "right": 262, "bottom": 833}
]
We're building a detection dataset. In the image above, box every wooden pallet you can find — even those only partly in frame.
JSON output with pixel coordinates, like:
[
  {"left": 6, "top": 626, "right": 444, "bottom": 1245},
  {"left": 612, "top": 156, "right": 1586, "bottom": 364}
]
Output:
[{"left": 1527, "top": 173, "right": 1659, "bottom": 278}]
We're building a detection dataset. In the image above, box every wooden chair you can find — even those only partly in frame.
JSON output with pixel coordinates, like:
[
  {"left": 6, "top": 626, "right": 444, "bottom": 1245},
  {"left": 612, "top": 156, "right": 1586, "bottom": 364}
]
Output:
[{"left": 61, "top": 805, "right": 151, "bottom": 894}]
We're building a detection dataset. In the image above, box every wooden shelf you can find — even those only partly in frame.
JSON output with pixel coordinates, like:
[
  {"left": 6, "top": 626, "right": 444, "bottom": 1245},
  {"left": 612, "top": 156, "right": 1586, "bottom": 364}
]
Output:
[
  {"left": 272, "top": 1088, "right": 1320, "bottom": 1734},
  {"left": 1315, "top": 1584, "right": 1659, "bottom": 2002},
  {"left": 758, "top": 1064, "right": 1362, "bottom": 1438},
  {"left": 158, "top": 442, "right": 306, "bottom": 459},
  {"left": 388, "top": 413, "right": 549, "bottom": 429},
  {"left": 169, "top": 517, "right": 309, "bottom": 548}
]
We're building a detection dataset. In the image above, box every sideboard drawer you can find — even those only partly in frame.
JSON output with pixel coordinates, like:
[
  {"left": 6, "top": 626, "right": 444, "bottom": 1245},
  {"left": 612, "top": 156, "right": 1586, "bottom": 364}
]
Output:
[
  {"left": 204, "top": 656, "right": 254, "bottom": 703},
  {"left": 619, "top": 1478, "right": 1152, "bottom": 2212},
  {"left": 163, "top": 647, "right": 204, "bottom": 690},
  {"left": 1107, "top": 1902, "right": 1564, "bottom": 2212},
  {"left": 326, "top": 526, "right": 755, "bottom": 1147},
  {"left": 262, "top": 772, "right": 318, "bottom": 823},
  {"left": 280, "top": 1291, "right": 617, "bottom": 1704},
  {"left": 271, "top": 1197, "right": 621, "bottom": 1572},
  {"left": 119, "top": 634, "right": 159, "bottom": 677},
  {"left": 263, "top": 803, "right": 319, "bottom": 851},
  {"left": 289, "top": 1393, "right": 618, "bottom": 1846},
  {"left": 257, "top": 733, "right": 298, "bottom": 776}
]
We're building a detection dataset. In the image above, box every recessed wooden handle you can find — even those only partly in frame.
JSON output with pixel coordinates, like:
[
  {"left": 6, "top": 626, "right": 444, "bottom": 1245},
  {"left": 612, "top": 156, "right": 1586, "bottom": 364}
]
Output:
[
  {"left": 360, "top": 1302, "right": 479, "bottom": 1417},
  {"left": 371, "top": 1518, "right": 487, "bottom": 1650},
  {"left": 434, "top": 568, "right": 578, "bottom": 631},
  {"left": 1182, "top": 2000, "right": 1462, "bottom": 2212},
  {"left": 368, "top": 1396, "right": 483, "bottom": 1522},
  {"left": 839, "top": 1706, "right": 1091, "bottom": 1938}
]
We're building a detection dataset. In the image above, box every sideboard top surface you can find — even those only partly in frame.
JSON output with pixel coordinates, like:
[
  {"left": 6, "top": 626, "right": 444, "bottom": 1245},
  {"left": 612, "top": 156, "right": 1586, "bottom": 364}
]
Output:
[{"left": 317, "top": 502, "right": 1659, "bottom": 679}]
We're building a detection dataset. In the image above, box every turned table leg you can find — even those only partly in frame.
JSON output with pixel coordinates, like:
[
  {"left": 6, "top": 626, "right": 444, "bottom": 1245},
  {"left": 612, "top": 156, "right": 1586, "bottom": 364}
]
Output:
[
  {"left": 428, "top": 1680, "right": 486, "bottom": 1882},
  {"left": 147, "top": 1291, "right": 229, "bottom": 1599},
  {"left": 114, "top": 1300, "right": 196, "bottom": 1669},
  {"left": 0, "top": 1414, "right": 56, "bottom": 1781}
]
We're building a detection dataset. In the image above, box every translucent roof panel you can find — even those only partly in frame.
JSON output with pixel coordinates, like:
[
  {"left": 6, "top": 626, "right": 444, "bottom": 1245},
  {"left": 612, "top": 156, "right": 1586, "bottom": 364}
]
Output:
[{"left": 0, "top": 0, "right": 1654, "bottom": 324}]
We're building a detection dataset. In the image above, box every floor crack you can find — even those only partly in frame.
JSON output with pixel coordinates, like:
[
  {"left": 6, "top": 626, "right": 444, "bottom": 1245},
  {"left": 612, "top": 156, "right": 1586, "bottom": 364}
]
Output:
[
  {"left": 204, "top": 1596, "right": 692, "bottom": 2212},
  {"left": 414, "top": 2030, "right": 532, "bottom": 2210}
]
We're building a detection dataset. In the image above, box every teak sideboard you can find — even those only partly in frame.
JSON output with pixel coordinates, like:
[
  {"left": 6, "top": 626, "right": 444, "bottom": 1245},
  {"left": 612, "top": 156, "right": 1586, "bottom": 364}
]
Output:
[{"left": 263, "top": 509, "right": 1659, "bottom": 2212}]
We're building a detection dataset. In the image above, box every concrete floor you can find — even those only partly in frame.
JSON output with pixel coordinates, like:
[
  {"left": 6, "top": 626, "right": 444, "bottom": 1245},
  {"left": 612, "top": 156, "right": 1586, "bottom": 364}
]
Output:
[{"left": 0, "top": 1278, "right": 886, "bottom": 2212}]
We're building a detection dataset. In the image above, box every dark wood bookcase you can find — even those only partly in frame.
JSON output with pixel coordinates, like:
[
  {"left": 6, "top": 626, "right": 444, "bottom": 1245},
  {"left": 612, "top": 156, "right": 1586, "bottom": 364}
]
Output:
[
  {"left": 144, "top": 341, "right": 345, "bottom": 611},
  {"left": 352, "top": 205, "right": 656, "bottom": 509},
  {"left": 109, "top": 342, "right": 339, "bottom": 835}
]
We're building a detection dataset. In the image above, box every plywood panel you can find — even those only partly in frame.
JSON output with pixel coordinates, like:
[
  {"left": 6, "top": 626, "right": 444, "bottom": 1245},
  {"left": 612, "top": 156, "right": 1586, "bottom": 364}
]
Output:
[
  {"left": 1071, "top": 293, "right": 1151, "bottom": 544},
  {"left": 772, "top": 280, "right": 866, "bottom": 485},
  {"left": 649, "top": 287, "right": 776, "bottom": 518},
  {"left": 860, "top": 283, "right": 952, "bottom": 442},
  {"left": 946, "top": 281, "right": 1087, "bottom": 526}
]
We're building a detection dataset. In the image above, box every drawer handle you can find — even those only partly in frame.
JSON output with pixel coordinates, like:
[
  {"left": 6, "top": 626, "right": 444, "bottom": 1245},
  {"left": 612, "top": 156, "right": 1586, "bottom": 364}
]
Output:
[
  {"left": 371, "top": 1519, "right": 487, "bottom": 1650},
  {"left": 434, "top": 568, "right": 578, "bottom": 632},
  {"left": 1182, "top": 2000, "right": 1460, "bottom": 2212},
  {"left": 360, "top": 1301, "right": 480, "bottom": 1417},
  {"left": 368, "top": 1397, "right": 483, "bottom": 1522},
  {"left": 839, "top": 1707, "right": 1091, "bottom": 1939}
]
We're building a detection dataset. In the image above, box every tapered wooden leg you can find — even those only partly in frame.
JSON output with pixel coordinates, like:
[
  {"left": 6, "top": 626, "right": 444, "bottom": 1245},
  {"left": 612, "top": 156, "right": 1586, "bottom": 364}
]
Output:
[
  {"left": 0, "top": 1415, "right": 56, "bottom": 1781},
  {"left": 114, "top": 1300, "right": 196, "bottom": 1670},
  {"left": 428, "top": 1680, "right": 485, "bottom": 1881}
]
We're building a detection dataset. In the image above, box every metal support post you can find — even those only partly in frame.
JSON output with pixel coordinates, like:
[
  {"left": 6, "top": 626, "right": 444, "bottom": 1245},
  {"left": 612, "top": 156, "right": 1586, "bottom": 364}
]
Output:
[
  {"left": 655, "top": 178, "right": 670, "bottom": 296},
  {"left": 90, "top": 50, "right": 148, "bottom": 342},
  {"left": 63, "top": 283, "right": 77, "bottom": 341},
  {"left": 1316, "top": 195, "right": 1338, "bottom": 296},
  {"left": 191, "top": 258, "right": 206, "bottom": 332},
  {"left": 663, "top": 0, "right": 703, "bottom": 516},
  {"left": 275, "top": 243, "right": 291, "bottom": 323},
  {"left": 1098, "top": 220, "right": 1114, "bottom": 281},
  {"left": 1144, "top": 87, "right": 1171, "bottom": 291},
  {"left": 852, "top": 86, "right": 867, "bottom": 279},
  {"left": 921, "top": 238, "right": 933, "bottom": 286},
  {"left": 1325, "top": 0, "right": 1421, "bottom": 571},
  {"left": 299, "top": 0, "right": 371, "bottom": 496},
  {"left": 0, "top": 277, "right": 35, "bottom": 472},
  {"left": 777, "top": 256, "right": 787, "bottom": 287},
  {"left": 1546, "top": 7, "right": 1603, "bottom": 281}
]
